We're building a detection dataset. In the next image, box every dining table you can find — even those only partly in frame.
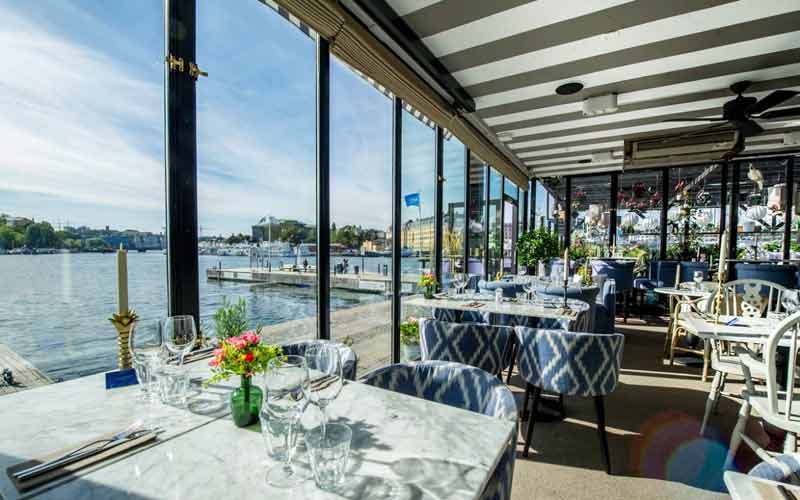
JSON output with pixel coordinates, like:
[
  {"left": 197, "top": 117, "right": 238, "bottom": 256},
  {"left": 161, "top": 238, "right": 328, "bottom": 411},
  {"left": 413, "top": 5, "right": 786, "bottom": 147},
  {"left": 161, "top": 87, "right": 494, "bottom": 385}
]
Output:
[{"left": 0, "top": 359, "right": 515, "bottom": 500}]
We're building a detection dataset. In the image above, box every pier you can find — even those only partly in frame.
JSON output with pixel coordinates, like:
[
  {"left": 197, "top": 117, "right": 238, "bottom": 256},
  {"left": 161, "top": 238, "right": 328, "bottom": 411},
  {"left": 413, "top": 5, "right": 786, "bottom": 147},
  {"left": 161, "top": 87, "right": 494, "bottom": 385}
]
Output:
[
  {"left": 0, "top": 343, "right": 52, "bottom": 396},
  {"left": 206, "top": 267, "right": 420, "bottom": 294}
]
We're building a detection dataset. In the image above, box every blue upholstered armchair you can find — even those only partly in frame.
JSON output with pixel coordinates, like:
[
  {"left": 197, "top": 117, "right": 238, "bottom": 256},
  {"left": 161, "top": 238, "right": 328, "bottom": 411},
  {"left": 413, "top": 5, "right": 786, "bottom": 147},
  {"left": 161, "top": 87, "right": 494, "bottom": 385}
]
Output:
[
  {"left": 478, "top": 280, "right": 522, "bottom": 298},
  {"left": 419, "top": 319, "right": 513, "bottom": 376},
  {"left": 279, "top": 340, "right": 358, "bottom": 381},
  {"left": 591, "top": 259, "right": 635, "bottom": 322},
  {"left": 514, "top": 327, "right": 624, "bottom": 473},
  {"left": 432, "top": 307, "right": 486, "bottom": 324},
  {"left": 747, "top": 452, "right": 800, "bottom": 485},
  {"left": 633, "top": 260, "right": 679, "bottom": 291},
  {"left": 361, "top": 361, "right": 518, "bottom": 500},
  {"left": 734, "top": 263, "right": 799, "bottom": 289},
  {"left": 531, "top": 284, "right": 599, "bottom": 332}
]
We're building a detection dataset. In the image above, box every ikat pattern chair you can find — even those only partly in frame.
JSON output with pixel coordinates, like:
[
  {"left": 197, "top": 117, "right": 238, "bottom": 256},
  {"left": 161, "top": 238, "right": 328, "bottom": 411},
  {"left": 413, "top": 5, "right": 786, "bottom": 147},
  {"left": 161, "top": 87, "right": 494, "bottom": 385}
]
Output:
[
  {"left": 419, "top": 319, "right": 513, "bottom": 376},
  {"left": 514, "top": 327, "right": 624, "bottom": 473},
  {"left": 360, "top": 361, "right": 518, "bottom": 500},
  {"left": 748, "top": 453, "right": 800, "bottom": 484},
  {"left": 279, "top": 340, "right": 358, "bottom": 381}
]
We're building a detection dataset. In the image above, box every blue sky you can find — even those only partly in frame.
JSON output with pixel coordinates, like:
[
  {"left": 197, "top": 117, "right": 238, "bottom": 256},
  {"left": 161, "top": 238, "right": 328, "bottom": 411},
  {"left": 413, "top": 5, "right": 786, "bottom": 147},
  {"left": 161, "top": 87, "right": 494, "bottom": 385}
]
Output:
[{"left": 0, "top": 0, "right": 455, "bottom": 236}]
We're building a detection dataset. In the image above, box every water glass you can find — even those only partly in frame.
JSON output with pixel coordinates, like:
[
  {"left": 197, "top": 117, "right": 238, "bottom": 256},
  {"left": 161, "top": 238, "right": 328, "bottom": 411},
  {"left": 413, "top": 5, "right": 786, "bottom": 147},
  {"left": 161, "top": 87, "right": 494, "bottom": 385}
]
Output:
[
  {"left": 693, "top": 270, "right": 704, "bottom": 290},
  {"left": 163, "top": 315, "right": 197, "bottom": 364},
  {"left": 305, "top": 423, "right": 352, "bottom": 490},
  {"left": 158, "top": 365, "right": 190, "bottom": 407},
  {"left": 129, "top": 319, "right": 166, "bottom": 402},
  {"left": 260, "top": 355, "right": 309, "bottom": 488}
]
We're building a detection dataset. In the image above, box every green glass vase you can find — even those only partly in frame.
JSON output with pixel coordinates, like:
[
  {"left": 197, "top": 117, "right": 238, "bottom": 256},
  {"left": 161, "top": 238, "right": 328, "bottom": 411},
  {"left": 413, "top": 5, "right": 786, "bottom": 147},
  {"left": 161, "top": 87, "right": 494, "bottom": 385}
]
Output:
[{"left": 230, "top": 375, "right": 262, "bottom": 427}]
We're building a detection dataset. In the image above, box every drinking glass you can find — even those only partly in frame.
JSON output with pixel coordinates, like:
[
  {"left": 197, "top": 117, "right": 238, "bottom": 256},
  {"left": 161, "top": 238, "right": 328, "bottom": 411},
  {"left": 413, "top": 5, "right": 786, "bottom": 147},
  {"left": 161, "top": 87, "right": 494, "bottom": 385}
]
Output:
[
  {"left": 129, "top": 319, "right": 166, "bottom": 402},
  {"left": 158, "top": 364, "right": 190, "bottom": 407},
  {"left": 693, "top": 271, "right": 704, "bottom": 290},
  {"left": 163, "top": 315, "right": 197, "bottom": 365},
  {"left": 261, "top": 355, "right": 309, "bottom": 488},
  {"left": 305, "top": 423, "right": 352, "bottom": 490},
  {"left": 304, "top": 344, "right": 343, "bottom": 428},
  {"left": 452, "top": 273, "right": 466, "bottom": 295}
]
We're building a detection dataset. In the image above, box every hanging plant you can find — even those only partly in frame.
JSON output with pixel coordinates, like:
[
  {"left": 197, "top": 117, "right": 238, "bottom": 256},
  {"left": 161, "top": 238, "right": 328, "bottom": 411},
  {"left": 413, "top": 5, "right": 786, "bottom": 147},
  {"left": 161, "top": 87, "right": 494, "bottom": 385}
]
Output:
[{"left": 632, "top": 181, "right": 647, "bottom": 198}]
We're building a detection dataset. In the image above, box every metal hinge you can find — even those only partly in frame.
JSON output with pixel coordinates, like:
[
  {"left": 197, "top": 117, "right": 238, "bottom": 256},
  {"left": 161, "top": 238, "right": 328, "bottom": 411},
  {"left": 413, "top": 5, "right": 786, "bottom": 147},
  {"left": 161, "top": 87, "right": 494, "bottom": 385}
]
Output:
[{"left": 166, "top": 54, "right": 208, "bottom": 81}]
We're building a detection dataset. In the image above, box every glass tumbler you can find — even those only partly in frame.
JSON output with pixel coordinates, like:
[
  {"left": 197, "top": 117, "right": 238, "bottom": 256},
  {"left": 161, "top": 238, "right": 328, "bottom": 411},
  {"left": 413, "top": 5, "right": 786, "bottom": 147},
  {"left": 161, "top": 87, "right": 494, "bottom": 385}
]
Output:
[{"left": 305, "top": 423, "right": 352, "bottom": 490}]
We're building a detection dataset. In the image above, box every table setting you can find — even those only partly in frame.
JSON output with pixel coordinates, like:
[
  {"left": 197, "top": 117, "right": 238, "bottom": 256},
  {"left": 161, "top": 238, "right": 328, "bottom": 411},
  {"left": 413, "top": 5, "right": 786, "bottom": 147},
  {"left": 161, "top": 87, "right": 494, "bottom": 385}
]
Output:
[{"left": 0, "top": 313, "right": 514, "bottom": 500}]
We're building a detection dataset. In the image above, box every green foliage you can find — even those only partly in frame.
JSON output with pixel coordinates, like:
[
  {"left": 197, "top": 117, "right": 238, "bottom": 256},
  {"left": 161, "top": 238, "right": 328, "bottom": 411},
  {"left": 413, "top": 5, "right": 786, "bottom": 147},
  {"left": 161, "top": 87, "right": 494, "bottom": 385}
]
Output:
[
  {"left": 24, "top": 222, "right": 59, "bottom": 248},
  {"left": 792, "top": 241, "right": 800, "bottom": 253},
  {"left": 0, "top": 225, "right": 23, "bottom": 250},
  {"left": 568, "top": 239, "right": 591, "bottom": 261},
  {"left": 225, "top": 233, "right": 250, "bottom": 244},
  {"left": 517, "top": 227, "right": 560, "bottom": 267},
  {"left": 762, "top": 240, "right": 781, "bottom": 252},
  {"left": 213, "top": 297, "right": 249, "bottom": 340},
  {"left": 400, "top": 320, "right": 419, "bottom": 346}
]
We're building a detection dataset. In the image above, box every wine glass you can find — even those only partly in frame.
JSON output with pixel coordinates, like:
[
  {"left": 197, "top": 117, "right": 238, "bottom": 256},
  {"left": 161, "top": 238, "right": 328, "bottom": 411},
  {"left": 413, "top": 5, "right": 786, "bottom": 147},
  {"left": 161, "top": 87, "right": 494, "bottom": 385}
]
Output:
[
  {"left": 129, "top": 319, "right": 167, "bottom": 405},
  {"left": 261, "top": 355, "right": 310, "bottom": 488},
  {"left": 304, "top": 344, "right": 343, "bottom": 429},
  {"left": 163, "top": 315, "right": 197, "bottom": 365},
  {"left": 452, "top": 273, "right": 466, "bottom": 296},
  {"left": 693, "top": 270, "right": 705, "bottom": 291}
]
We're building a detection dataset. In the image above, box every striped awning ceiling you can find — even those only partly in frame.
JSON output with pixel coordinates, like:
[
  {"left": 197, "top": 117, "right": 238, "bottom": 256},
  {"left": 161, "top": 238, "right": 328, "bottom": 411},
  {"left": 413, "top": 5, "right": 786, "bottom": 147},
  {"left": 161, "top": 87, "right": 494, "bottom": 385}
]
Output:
[{"left": 383, "top": 0, "right": 800, "bottom": 178}]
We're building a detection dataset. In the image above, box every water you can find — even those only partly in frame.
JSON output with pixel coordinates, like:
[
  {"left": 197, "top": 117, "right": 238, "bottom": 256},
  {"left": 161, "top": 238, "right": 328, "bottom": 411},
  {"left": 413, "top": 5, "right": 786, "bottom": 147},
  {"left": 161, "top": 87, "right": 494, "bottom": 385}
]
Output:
[{"left": 0, "top": 253, "right": 406, "bottom": 382}]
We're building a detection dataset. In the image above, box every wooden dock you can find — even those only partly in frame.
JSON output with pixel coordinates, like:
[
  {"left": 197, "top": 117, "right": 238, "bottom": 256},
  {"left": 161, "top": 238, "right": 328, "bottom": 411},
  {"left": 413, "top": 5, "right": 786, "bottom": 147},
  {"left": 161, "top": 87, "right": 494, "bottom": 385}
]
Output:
[
  {"left": 0, "top": 343, "right": 52, "bottom": 396},
  {"left": 207, "top": 267, "right": 420, "bottom": 294}
]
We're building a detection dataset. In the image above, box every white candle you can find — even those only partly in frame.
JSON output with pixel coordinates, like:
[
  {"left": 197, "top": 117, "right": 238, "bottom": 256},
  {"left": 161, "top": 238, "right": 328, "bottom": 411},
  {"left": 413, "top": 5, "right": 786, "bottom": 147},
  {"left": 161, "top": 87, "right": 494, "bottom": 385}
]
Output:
[
  {"left": 563, "top": 248, "right": 569, "bottom": 282},
  {"left": 718, "top": 230, "right": 727, "bottom": 279},
  {"left": 117, "top": 243, "right": 129, "bottom": 314}
]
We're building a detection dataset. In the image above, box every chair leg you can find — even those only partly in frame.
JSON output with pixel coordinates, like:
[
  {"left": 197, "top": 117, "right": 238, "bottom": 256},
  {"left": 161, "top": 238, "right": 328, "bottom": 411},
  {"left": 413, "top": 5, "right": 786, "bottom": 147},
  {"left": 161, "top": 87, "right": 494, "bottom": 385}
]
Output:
[
  {"left": 701, "top": 341, "right": 711, "bottom": 383},
  {"left": 724, "top": 400, "right": 750, "bottom": 470},
  {"left": 712, "top": 372, "right": 728, "bottom": 414},
  {"left": 505, "top": 341, "right": 517, "bottom": 384},
  {"left": 623, "top": 292, "right": 629, "bottom": 323},
  {"left": 523, "top": 387, "right": 542, "bottom": 458},
  {"left": 594, "top": 395, "right": 611, "bottom": 474},
  {"left": 521, "top": 383, "right": 531, "bottom": 421},
  {"left": 700, "top": 370, "right": 722, "bottom": 436}
]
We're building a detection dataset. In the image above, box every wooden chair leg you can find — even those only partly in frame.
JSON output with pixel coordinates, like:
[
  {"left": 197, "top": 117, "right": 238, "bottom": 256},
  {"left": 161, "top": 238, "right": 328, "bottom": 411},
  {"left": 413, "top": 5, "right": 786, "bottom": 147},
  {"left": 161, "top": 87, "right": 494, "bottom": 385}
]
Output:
[
  {"left": 523, "top": 387, "right": 542, "bottom": 458},
  {"left": 700, "top": 370, "right": 722, "bottom": 436},
  {"left": 594, "top": 395, "right": 611, "bottom": 474},
  {"left": 505, "top": 341, "right": 517, "bottom": 385},
  {"left": 521, "top": 384, "right": 531, "bottom": 421},
  {"left": 724, "top": 400, "right": 750, "bottom": 470},
  {"left": 701, "top": 341, "right": 711, "bottom": 383}
]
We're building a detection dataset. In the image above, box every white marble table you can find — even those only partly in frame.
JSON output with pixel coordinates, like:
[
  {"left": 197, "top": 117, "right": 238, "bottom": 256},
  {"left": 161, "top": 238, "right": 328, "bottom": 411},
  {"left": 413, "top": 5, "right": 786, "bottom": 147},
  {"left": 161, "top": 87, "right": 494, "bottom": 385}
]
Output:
[
  {"left": 0, "top": 365, "right": 514, "bottom": 500},
  {"left": 680, "top": 313, "right": 775, "bottom": 344},
  {"left": 405, "top": 295, "right": 588, "bottom": 322}
]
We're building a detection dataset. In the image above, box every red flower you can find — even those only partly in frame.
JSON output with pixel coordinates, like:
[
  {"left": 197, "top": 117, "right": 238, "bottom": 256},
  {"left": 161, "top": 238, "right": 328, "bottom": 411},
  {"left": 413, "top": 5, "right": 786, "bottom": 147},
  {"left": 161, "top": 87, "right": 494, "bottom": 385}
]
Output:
[{"left": 244, "top": 352, "right": 254, "bottom": 363}]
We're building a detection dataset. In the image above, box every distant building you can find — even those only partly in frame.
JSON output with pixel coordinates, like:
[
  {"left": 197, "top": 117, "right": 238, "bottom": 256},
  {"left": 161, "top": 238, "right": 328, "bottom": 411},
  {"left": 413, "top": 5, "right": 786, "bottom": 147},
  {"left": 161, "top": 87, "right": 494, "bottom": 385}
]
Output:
[
  {"left": 6, "top": 216, "right": 34, "bottom": 227},
  {"left": 401, "top": 216, "right": 435, "bottom": 253}
]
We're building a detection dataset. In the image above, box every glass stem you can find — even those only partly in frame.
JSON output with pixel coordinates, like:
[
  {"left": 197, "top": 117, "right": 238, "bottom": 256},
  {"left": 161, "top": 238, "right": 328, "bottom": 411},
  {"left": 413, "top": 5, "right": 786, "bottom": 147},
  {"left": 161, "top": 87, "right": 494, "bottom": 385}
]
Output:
[{"left": 284, "top": 417, "right": 297, "bottom": 472}]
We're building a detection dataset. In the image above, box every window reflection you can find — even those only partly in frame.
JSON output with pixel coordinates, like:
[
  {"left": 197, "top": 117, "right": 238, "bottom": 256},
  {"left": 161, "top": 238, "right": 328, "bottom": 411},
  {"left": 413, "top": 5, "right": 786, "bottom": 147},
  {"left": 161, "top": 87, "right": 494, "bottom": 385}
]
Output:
[
  {"left": 468, "top": 154, "right": 487, "bottom": 278},
  {"left": 441, "top": 136, "right": 467, "bottom": 288}
]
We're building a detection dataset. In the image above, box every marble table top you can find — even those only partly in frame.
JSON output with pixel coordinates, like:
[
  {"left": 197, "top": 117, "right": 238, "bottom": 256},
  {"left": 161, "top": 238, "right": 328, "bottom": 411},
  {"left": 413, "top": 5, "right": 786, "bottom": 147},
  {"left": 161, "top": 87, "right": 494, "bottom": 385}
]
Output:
[
  {"left": 680, "top": 312, "right": 776, "bottom": 343},
  {"left": 0, "top": 363, "right": 514, "bottom": 500},
  {"left": 654, "top": 286, "right": 712, "bottom": 298},
  {"left": 405, "top": 295, "right": 589, "bottom": 321}
]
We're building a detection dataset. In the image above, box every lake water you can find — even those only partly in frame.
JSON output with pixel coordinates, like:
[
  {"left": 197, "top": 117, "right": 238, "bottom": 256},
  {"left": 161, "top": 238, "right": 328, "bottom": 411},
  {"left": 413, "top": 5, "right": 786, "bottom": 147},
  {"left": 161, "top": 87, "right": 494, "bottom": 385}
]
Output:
[{"left": 0, "top": 253, "right": 418, "bottom": 381}]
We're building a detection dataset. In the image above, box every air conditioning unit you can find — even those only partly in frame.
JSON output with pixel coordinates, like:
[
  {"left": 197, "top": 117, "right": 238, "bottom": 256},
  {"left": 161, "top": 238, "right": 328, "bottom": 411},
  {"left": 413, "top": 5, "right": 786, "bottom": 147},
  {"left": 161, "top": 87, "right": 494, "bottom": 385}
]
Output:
[{"left": 624, "top": 129, "right": 740, "bottom": 169}]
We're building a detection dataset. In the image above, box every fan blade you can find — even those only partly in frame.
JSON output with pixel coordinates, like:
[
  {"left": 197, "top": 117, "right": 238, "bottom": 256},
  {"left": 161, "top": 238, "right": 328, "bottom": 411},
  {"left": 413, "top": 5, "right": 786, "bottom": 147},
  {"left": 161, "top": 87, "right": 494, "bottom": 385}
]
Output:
[
  {"left": 661, "top": 117, "right": 726, "bottom": 122},
  {"left": 660, "top": 121, "right": 729, "bottom": 144},
  {"left": 746, "top": 90, "right": 799, "bottom": 115},
  {"left": 759, "top": 107, "right": 800, "bottom": 120},
  {"left": 738, "top": 119, "right": 764, "bottom": 137}
]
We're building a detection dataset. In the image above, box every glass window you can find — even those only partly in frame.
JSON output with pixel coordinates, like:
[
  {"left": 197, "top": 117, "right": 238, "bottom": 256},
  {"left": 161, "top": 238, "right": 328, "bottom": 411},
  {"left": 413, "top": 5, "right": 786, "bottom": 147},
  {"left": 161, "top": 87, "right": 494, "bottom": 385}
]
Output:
[
  {"left": 0, "top": 1, "right": 166, "bottom": 381},
  {"left": 441, "top": 136, "right": 467, "bottom": 287},
  {"left": 487, "top": 168, "right": 503, "bottom": 278},
  {"left": 330, "top": 58, "right": 392, "bottom": 374},
  {"left": 535, "top": 181, "right": 548, "bottom": 230},
  {"left": 400, "top": 105, "right": 435, "bottom": 360},
  {"left": 792, "top": 161, "right": 800, "bottom": 260},
  {"left": 502, "top": 179, "right": 519, "bottom": 274},
  {"left": 468, "top": 153, "right": 487, "bottom": 279},
  {"left": 667, "top": 164, "right": 724, "bottom": 262},
  {"left": 571, "top": 175, "right": 611, "bottom": 256},
  {"left": 617, "top": 170, "right": 662, "bottom": 257},
  {"left": 737, "top": 159, "right": 789, "bottom": 261},
  {"left": 542, "top": 178, "right": 566, "bottom": 245},
  {"left": 197, "top": 2, "right": 317, "bottom": 341}
]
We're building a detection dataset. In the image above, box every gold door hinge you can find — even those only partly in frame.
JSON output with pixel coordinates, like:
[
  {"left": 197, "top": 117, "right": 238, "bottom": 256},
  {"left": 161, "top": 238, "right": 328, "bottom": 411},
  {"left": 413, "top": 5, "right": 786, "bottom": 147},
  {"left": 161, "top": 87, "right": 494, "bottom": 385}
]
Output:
[
  {"left": 166, "top": 54, "right": 184, "bottom": 72},
  {"left": 188, "top": 62, "right": 208, "bottom": 80}
]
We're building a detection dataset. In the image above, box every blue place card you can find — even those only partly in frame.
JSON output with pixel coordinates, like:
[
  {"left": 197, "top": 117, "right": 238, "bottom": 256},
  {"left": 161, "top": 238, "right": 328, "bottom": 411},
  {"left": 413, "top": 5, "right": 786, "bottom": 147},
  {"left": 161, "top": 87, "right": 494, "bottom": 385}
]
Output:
[{"left": 105, "top": 368, "right": 138, "bottom": 389}]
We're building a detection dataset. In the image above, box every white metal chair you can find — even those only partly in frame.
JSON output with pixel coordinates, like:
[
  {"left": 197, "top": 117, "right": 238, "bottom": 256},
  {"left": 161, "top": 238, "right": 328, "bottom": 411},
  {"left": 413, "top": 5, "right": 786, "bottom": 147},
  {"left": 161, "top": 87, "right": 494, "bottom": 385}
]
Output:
[
  {"left": 726, "top": 310, "right": 800, "bottom": 471},
  {"left": 699, "top": 279, "right": 787, "bottom": 436}
]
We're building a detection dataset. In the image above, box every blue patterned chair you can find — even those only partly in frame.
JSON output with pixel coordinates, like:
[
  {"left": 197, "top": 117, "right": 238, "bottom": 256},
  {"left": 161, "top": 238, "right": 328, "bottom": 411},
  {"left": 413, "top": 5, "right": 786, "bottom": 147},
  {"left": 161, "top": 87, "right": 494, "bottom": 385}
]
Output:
[
  {"left": 419, "top": 319, "right": 513, "bottom": 376},
  {"left": 531, "top": 284, "right": 599, "bottom": 332},
  {"left": 734, "top": 263, "right": 799, "bottom": 290},
  {"left": 591, "top": 259, "right": 635, "bottom": 322},
  {"left": 514, "top": 327, "right": 625, "bottom": 473},
  {"left": 479, "top": 280, "right": 522, "bottom": 298},
  {"left": 748, "top": 453, "right": 800, "bottom": 485},
  {"left": 279, "top": 340, "right": 358, "bottom": 381},
  {"left": 432, "top": 307, "right": 487, "bottom": 324},
  {"left": 361, "top": 361, "right": 518, "bottom": 500}
]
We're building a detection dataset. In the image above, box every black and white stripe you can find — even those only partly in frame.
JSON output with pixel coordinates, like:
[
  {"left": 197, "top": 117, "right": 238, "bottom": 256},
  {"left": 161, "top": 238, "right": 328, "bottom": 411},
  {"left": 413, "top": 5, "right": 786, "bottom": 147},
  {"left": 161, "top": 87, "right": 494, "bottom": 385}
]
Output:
[{"left": 385, "top": 0, "right": 800, "bottom": 176}]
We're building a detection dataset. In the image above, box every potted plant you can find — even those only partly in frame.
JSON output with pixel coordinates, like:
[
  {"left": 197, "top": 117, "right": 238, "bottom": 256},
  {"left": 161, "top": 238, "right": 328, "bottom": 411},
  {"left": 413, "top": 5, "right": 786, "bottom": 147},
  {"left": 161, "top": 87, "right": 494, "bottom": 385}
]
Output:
[
  {"left": 419, "top": 273, "right": 438, "bottom": 299},
  {"left": 207, "top": 331, "right": 281, "bottom": 427},
  {"left": 400, "top": 319, "right": 420, "bottom": 361},
  {"left": 517, "top": 227, "right": 560, "bottom": 275},
  {"left": 213, "top": 297, "right": 248, "bottom": 340}
]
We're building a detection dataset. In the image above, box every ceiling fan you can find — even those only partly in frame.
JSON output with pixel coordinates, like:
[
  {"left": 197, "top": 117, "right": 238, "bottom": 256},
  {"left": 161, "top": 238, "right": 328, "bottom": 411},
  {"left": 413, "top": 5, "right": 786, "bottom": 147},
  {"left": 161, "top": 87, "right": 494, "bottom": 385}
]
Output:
[{"left": 659, "top": 81, "right": 799, "bottom": 158}]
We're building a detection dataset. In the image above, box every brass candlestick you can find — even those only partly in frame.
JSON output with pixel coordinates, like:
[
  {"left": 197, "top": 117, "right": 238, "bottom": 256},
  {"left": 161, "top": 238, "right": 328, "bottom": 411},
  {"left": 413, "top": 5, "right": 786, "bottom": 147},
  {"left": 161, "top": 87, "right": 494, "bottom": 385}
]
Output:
[{"left": 110, "top": 310, "right": 138, "bottom": 370}]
